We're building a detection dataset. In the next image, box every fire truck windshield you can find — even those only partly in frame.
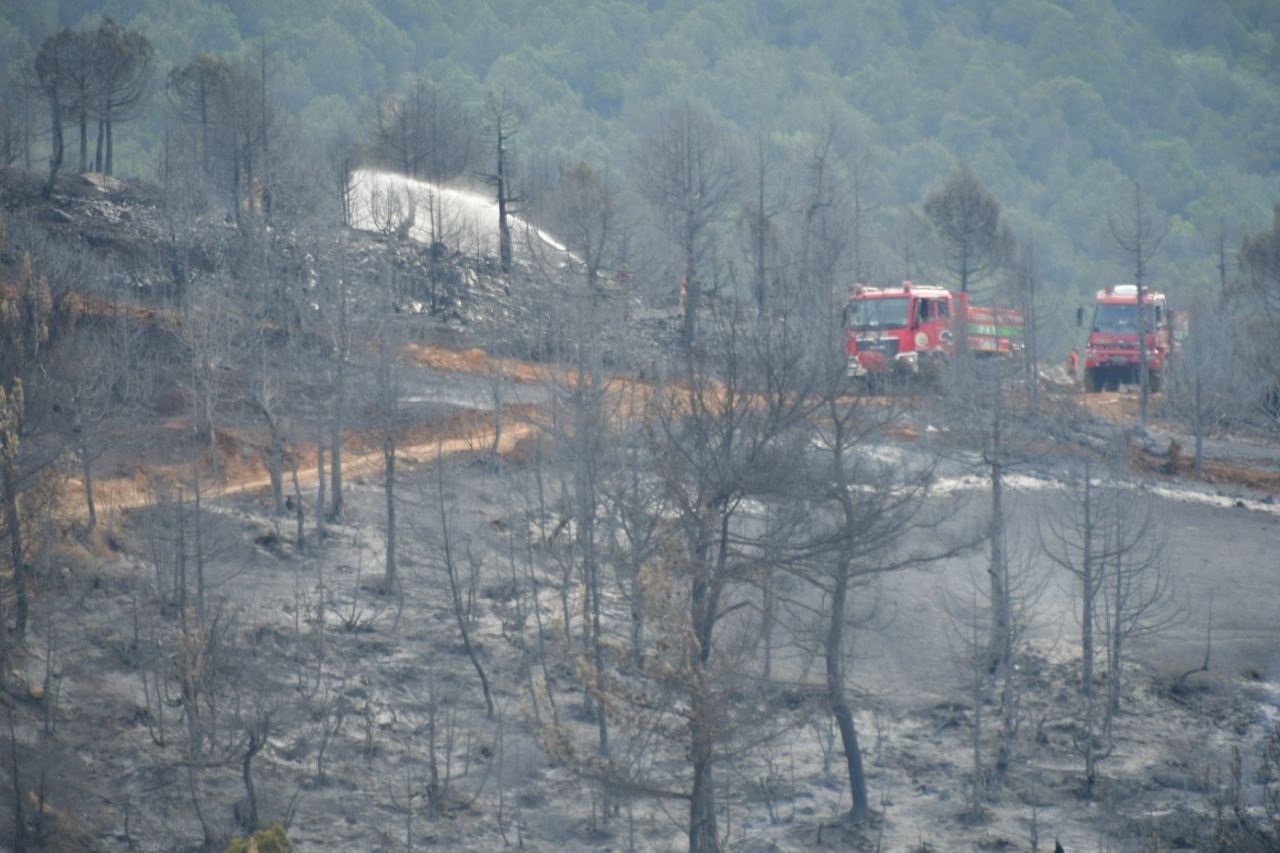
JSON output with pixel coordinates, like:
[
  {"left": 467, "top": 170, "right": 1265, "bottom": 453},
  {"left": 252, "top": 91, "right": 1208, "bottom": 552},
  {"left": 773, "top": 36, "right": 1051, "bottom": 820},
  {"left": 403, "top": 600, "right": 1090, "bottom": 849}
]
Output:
[
  {"left": 847, "top": 296, "right": 909, "bottom": 330},
  {"left": 1091, "top": 302, "right": 1137, "bottom": 332}
]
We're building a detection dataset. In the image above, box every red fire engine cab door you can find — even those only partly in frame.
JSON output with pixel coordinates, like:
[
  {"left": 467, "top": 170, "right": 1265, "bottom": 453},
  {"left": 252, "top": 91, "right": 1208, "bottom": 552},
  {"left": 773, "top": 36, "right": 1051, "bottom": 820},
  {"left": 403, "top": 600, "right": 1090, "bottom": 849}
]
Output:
[{"left": 913, "top": 298, "right": 950, "bottom": 351}]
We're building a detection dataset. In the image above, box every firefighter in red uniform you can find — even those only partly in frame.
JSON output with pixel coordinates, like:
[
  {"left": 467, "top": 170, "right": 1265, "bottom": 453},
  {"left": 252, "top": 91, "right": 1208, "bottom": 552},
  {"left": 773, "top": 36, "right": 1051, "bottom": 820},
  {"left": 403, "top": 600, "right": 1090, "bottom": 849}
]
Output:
[{"left": 1067, "top": 347, "right": 1079, "bottom": 384}]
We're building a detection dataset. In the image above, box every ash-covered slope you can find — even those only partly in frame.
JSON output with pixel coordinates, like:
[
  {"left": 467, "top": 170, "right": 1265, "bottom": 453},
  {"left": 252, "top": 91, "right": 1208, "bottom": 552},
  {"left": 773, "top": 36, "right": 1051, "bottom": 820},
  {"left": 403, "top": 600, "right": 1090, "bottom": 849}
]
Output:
[{"left": 0, "top": 166, "right": 672, "bottom": 365}]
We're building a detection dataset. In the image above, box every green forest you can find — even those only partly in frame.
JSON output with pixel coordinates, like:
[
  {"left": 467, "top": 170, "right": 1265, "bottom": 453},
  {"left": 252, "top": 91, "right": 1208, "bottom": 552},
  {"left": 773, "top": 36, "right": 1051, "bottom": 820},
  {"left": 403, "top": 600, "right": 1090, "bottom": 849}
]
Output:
[{"left": 2, "top": 0, "right": 1279, "bottom": 328}]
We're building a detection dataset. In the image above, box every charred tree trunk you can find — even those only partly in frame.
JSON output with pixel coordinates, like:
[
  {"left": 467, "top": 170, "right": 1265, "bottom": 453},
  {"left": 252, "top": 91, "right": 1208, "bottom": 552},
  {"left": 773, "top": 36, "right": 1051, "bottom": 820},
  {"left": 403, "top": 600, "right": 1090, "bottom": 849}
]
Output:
[
  {"left": 1138, "top": 290, "right": 1150, "bottom": 426},
  {"left": 44, "top": 100, "right": 63, "bottom": 199},
  {"left": 94, "top": 119, "right": 104, "bottom": 173},
  {"left": 79, "top": 444, "right": 96, "bottom": 532},
  {"left": 3, "top": 462, "right": 28, "bottom": 641},
  {"left": 291, "top": 455, "right": 305, "bottom": 555},
  {"left": 327, "top": 345, "right": 346, "bottom": 521},
  {"left": 77, "top": 107, "right": 88, "bottom": 173},
  {"left": 105, "top": 117, "right": 114, "bottom": 176},
  {"left": 437, "top": 465, "right": 495, "bottom": 718},
  {"left": 268, "top": 423, "right": 285, "bottom": 516},
  {"left": 380, "top": 338, "right": 398, "bottom": 592},
  {"left": 241, "top": 725, "right": 266, "bottom": 831},
  {"left": 382, "top": 430, "right": 397, "bottom": 590},
  {"left": 681, "top": 243, "right": 698, "bottom": 349},
  {"left": 328, "top": 418, "right": 343, "bottom": 521},
  {"left": 497, "top": 157, "right": 512, "bottom": 273},
  {"left": 315, "top": 425, "right": 326, "bottom": 538},
  {"left": 988, "top": 377, "right": 1011, "bottom": 675},
  {"left": 826, "top": 567, "right": 869, "bottom": 819},
  {"left": 688, "top": 685, "right": 719, "bottom": 853}
]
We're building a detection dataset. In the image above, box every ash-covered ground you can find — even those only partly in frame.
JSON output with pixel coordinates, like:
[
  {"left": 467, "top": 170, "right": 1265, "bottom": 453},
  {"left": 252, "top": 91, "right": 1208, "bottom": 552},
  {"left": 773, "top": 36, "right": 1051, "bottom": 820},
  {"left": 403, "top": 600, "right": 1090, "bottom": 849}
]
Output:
[{"left": 2, "top": 168, "right": 1278, "bottom": 852}]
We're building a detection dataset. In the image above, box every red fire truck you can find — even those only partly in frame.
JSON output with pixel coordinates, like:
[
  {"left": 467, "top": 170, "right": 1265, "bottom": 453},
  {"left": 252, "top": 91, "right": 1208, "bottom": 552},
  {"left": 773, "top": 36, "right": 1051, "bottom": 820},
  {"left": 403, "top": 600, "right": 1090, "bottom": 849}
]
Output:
[
  {"left": 844, "top": 281, "right": 1023, "bottom": 385},
  {"left": 1078, "top": 284, "right": 1176, "bottom": 393}
]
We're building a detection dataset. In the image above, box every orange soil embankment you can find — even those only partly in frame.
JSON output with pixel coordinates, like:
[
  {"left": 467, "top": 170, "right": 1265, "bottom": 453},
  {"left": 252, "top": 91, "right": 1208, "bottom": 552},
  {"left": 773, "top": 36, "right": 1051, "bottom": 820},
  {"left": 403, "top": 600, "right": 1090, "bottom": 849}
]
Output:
[
  {"left": 65, "top": 339, "right": 558, "bottom": 518},
  {"left": 406, "top": 343, "right": 549, "bottom": 382},
  {"left": 83, "top": 405, "right": 543, "bottom": 516}
]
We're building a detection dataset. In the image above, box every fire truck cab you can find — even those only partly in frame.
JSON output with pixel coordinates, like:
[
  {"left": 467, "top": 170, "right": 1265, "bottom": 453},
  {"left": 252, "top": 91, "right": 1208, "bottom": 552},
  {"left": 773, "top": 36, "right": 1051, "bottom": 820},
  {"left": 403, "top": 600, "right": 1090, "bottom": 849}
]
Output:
[
  {"left": 844, "top": 282, "right": 959, "bottom": 381},
  {"left": 1080, "top": 284, "right": 1174, "bottom": 393}
]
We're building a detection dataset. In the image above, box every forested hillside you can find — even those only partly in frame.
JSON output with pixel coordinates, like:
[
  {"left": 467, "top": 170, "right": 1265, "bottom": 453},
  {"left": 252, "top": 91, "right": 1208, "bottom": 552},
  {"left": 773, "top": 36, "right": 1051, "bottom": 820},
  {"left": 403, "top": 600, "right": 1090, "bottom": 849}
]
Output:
[{"left": 3, "top": 0, "right": 1279, "bottom": 325}]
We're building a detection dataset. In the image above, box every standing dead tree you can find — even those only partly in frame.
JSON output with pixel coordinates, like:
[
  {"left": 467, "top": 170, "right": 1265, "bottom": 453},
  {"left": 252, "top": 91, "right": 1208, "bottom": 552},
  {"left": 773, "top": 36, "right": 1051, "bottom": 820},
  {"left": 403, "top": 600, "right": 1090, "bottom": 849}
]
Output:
[
  {"left": 799, "top": 355, "right": 957, "bottom": 820},
  {"left": 1041, "top": 463, "right": 1181, "bottom": 797},
  {"left": 794, "top": 124, "right": 847, "bottom": 307},
  {"left": 532, "top": 208, "right": 620, "bottom": 790},
  {"left": 33, "top": 28, "right": 88, "bottom": 197},
  {"left": 635, "top": 103, "right": 739, "bottom": 349},
  {"left": 1108, "top": 182, "right": 1168, "bottom": 427},
  {"left": 742, "top": 132, "right": 789, "bottom": 318},
  {"left": 166, "top": 53, "right": 278, "bottom": 225},
  {"left": 0, "top": 381, "right": 22, "bottom": 666},
  {"left": 756, "top": 257, "right": 964, "bottom": 820},
  {"left": 374, "top": 76, "right": 474, "bottom": 240},
  {"left": 923, "top": 162, "right": 1014, "bottom": 296},
  {"left": 598, "top": 380, "right": 664, "bottom": 672},
  {"left": 165, "top": 55, "right": 230, "bottom": 193},
  {"left": 0, "top": 231, "right": 65, "bottom": 646},
  {"left": 1039, "top": 461, "right": 1111, "bottom": 797},
  {"left": 52, "top": 324, "right": 145, "bottom": 534},
  {"left": 1011, "top": 236, "right": 1044, "bottom": 416},
  {"left": 646, "top": 302, "right": 809, "bottom": 851},
  {"left": 376, "top": 312, "right": 402, "bottom": 595},
  {"left": 176, "top": 282, "right": 241, "bottom": 449},
  {"left": 932, "top": 349, "right": 1053, "bottom": 794},
  {"left": 300, "top": 232, "right": 355, "bottom": 523},
  {"left": 935, "top": 355, "right": 1029, "bottom": 677},
  {"left": 0, "top": 76, "right": 36, "bottom": 171},
  {"left": 1234, "top": 201, "right": 1280, "bottom": 430},
  {"left": 422, "top": 457, "right": 495, "bottom": 719},
  {"left": 1169, "top": 296, "right": 1251, "bottom": 475},
  {"left": 1096, "top": 487, "right": 1182, "bottom": 729},
  {"left": 540, "top": 160, "right": 620, "bottom": 293},
  {"left": 90, "top": 17, "right": 153, "bottom": 175},
  {"left": 944, "top": 532, "right": 1049, "bottom": 812},
  {"left": 478, "top": 91, "right": 521, "bottom": 273}
]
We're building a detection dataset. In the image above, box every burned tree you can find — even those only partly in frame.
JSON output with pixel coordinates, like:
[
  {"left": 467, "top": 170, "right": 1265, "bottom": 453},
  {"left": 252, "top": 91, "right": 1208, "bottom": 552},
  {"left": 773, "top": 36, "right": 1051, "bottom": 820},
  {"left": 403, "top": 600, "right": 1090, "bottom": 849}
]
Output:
[
  {"left": 1108, "top": 182, "right": 1168, "bottom": 427},
  {"left": 801, "top": 333, "right": 955, "bottom": 819},
  {"left": 166, "top": 55, "right": 230, "bottom": 185},
  {"left": 90, "top": 18, "right": 153, "bottom": 175},
  {"left": 166, "top": 54, "right": 278, "bottom": 224},
  {"left": 924, "top": 163, "right": 1013, "bottom": 295},
  {"left": 636, "top": 103, "right": 739, "bottom": 348},
  {"left": 541, "top": 161, "right": 620, "bottom": 291},
  {"left": 1170, "top": 296, "right": 1253, "bottom": 474},
  {"left": 0, "top": 380, "right": 22, "bottom": 663},
  {"left": 743, "top": 132, "right": 788, "bottom": 318},
  {"left": 34, "top": 28, "right": 89, "bottom": 196},
  {"left": 375, "top": 76, "right": 473, "bottom": 188},
  {"left": 1042, "top": 463, "right": 1182, "bottom": 797},
  {"left": 478, "top": 91, "right": 521, "bottom": 274},
  {"left": 1237, "top": 200, "right": 1280, "bottom": 426}
]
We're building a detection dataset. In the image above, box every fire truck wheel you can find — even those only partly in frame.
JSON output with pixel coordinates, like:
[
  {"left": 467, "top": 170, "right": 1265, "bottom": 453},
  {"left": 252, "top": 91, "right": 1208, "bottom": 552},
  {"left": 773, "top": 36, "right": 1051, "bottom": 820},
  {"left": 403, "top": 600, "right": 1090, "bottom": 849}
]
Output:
[{"left": 1149, "top": 372, "right": 1162, "bottom": 394}]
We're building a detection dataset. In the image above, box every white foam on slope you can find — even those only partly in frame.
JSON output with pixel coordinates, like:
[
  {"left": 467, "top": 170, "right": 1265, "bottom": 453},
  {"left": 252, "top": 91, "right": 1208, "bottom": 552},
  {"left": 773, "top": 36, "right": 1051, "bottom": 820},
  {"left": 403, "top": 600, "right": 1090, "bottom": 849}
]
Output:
[{"left": 348, "top": 168, "right": 567, "bottom": 255}]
